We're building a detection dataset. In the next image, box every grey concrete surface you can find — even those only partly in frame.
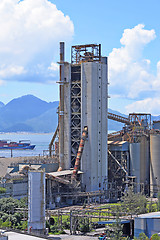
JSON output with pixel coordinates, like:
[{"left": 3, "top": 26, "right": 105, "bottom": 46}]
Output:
[
  {"left": 4, "top": 231, "right": 97, "bottom": 240},
  {"left": 4, "top": 232, "right": 46, "bottom": 240},
  {"left": 48, "top": 235, "right": 96, "bottom": 239}
]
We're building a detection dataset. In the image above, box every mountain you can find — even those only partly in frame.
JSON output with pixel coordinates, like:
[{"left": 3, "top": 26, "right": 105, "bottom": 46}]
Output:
[
  {"left": 0, "top": 101, "right": 4, "bottom": 108},
  {"left": 108, "top": 108, "right": 125, "bottom": 131},
  {"left": 0, "top": 95, "right": 59, "bottom": 133},
  {"left": 0, "top": 94, "right": 158, "bottom": 133}
]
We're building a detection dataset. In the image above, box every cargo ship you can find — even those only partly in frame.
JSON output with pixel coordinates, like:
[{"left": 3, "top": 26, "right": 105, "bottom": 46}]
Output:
[{"left": 0, "top": 140, "right": 35, "bottom": 150}]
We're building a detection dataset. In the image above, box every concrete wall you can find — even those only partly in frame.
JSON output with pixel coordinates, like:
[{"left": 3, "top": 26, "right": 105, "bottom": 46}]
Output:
[
  {"left": 41, "top": 163, "right": 58, "bottom": 173},
  {"left": 13, "top": 180, "right": 27, "bottom": 199},
  {"left": 81, "top": 61, "right": 108, "bottom": 192}
]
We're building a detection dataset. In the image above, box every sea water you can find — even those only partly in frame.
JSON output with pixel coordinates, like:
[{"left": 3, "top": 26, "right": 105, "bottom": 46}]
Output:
[{"left": 0, "top": 132, "right": 53, "bottom": 158}]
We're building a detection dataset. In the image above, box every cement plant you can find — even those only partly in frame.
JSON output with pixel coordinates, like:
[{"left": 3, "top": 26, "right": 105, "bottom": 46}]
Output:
[{"left": 1, "top": 43, "right": 160, "bottom": 239}]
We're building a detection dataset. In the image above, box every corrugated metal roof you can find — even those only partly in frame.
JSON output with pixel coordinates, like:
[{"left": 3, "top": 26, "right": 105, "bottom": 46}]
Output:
[
  {"left": 136, "top": 211, "right": 160, "bottom": 219},
  {"left": 119, "top": 141, "right": 127, "bottom": 145},
  {"left": 7, "top": 168, "right": 14, "bottom": 174},
  {"left": 48, "top": 169, "right": 83, "bottom": 177},
  {"left": 19, "top": 164, "right": 41, "bottom": 170},
  {"left": 108, "top": 141, "right": 114, "bottom": 144},
  {"left": 30, "top": 165, "right": 42, "bottom": 170},
  {"left": 98, "top": 220, "right": 130, "bottom": 224},
  {"left": 107, "top": 140, "right": 127, "bottom": 145}
]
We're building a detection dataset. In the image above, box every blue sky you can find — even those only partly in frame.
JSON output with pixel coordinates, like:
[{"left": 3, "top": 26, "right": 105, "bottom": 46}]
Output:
[{"left": 0, "top": 0, "right": 160, "bottom": 115}]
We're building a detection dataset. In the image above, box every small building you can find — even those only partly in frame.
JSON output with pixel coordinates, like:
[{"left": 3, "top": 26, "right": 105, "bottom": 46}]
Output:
[{"left": 134, "top": 212, "right": 160, "bottom": 238}]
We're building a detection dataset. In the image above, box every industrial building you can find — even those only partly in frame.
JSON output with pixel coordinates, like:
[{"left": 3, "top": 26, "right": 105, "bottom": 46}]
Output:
[
  {"left": 1, "top": 43, "right": 160, "bottom": 209},
  {"left": 134, "top": 212, "right": 160, "bottom": 238},
  {"left": 50, "top": 43, "right": 108, "bottom": 192},
  {"left": 48, "top": 43, "right": 160, "bottom": 202}
]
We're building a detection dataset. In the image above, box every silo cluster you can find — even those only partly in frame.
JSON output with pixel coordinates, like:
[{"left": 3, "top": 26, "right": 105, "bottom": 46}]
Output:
[{"left": 108, "top": 114, "right": 160, "bottom": 197}]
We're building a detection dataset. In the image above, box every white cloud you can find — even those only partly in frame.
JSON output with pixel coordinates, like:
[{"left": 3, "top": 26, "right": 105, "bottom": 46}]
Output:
[
  {"left": 109, "top": 24, "right": 156, "bottom": 99},
  {"left": 48, "top": 62, "right": 59, "bottom": 72},
  {"left": 0, "top": 0, "right": 74, "bottom": 82},
  {"left": 125, "top": 98, "right": 160, "bottom": 116},
  {"left": 0, "top": 65, "right": 26, "bottom": 77}
]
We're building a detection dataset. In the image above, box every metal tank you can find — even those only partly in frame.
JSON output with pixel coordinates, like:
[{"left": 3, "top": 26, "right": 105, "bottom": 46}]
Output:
[
  {"left": 150, "top": 133, "right": 160, "bottom": 197},
  {"left": 129, "top": 136, "right": 150, "bottom": 193},
  {"left": 140, "top": 136, "right": 150, "bottom": 188}
]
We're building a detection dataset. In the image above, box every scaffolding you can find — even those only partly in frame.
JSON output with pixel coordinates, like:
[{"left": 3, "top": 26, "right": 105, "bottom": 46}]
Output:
[
  {"left": 70, "top": 65, "right": 82, "bottom": 168},
  {"left": 71, "top": 44, "right": 101, "bottom": 64},
  {"left": 108, "top": 147, "right": 129, "bottom": 197}
]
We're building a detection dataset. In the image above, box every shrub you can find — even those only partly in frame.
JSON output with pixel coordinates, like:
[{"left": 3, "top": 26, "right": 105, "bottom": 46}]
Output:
[
  {"left": 0, "top": 187, "right": 6, "bottom": 194},
  {"left": 151, "top": 233, "right": 160, "bottom": 240}
]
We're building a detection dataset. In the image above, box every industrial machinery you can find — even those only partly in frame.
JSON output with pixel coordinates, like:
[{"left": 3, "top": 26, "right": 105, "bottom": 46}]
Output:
[{"left": 72, "top": 126, "right": 88, "bottom": 183}]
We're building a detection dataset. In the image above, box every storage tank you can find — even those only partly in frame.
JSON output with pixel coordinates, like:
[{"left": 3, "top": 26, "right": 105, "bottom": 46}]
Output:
[
  {"left": 129, "top": 136, "right": 150, "bottom": 192},
  {"left": 28, "top": 170, "right": 46, "bottom": 234},
  {"left": 140, "top": 136, "right": 150, "bottom": 186},
  {"left": 129, "top": 142, "right": 141, "bottom": 192},
  {"left": 150, "top": 133, "right": 160, "bottom": 197}
]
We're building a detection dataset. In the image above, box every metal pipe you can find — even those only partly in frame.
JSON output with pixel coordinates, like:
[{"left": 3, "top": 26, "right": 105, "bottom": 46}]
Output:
[
  {"left": 72, "top": 126, "right": 88, "bottom": 181},
  {"left": 49, "top": 125, "right": 59, "bottom": 157},
  {"left": 59, "top": 42, "right": 65, "bottom": 170}
]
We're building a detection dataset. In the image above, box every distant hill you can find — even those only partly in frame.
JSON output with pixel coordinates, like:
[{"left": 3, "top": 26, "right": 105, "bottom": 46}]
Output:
[
  {"left": 108, "top": 108, "right": 127, "bottom": 132},
  {"left": 0, "top": 95, "right": 58, "bottom": 133},
  {"left": 0, "top": 101, "right": 4, "bottom": 108},
  {"left": 0, "top": 94, "right": 158, "bottom": 133}
]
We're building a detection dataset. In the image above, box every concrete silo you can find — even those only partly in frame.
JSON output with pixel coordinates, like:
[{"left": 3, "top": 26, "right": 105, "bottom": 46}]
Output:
[
  {"left": 129, "top": 136, "right": 150, "bottom": 192},
  {"left": 150, "top": 133, "right": 160, "bottom": 197}
]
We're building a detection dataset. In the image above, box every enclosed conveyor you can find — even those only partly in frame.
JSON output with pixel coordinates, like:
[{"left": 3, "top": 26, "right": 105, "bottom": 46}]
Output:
[{"left": 72, "top": 126, "right": 88, "bottom": 182}]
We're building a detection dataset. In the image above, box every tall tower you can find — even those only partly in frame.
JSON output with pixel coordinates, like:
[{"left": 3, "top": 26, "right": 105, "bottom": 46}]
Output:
[
  {"left": 28, "top": 170, "right": 46, "bottom": 234},
  {"left": 59, "top": 43, "right": 108, "bottom": 192}
]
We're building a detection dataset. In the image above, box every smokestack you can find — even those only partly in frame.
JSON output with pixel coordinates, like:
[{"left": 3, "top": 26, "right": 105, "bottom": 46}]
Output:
[{"left": 58, "top": 42, "right": 65, "bottom": 170}]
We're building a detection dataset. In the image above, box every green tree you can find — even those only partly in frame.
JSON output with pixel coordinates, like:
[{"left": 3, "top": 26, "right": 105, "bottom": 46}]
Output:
[
  {"left": 0, "top": 197, "right": 27, "bottom": 229},
  {"left": 157, "top": 192, "right": 160, "bottom": 211},
  {"left": 151, "top": 233, "right": 160, "bottom": 240},
  {"left": 0, "top": 187, "right": 6, "bottom": 194},
  {"left": 134, "top": 232, "right": 149, "bottom": 240},
  {"left": 21, "top": 221, "right": 28, "bottom": 231},
  {"left": 121, "top": 187, "right": 147, "bottom": 215},
  {"left": 105, "top": 206, "right": 124, "bottom": 240},
  {"left": 138, "top": 232, "right": 149, "bottom": 239},
  {"left": 0, "top": 197, "right": 19, "bottom": 213},
  {"left": 2, "top": 220, "right": 11, "bottom": 229},
  {"left": 78, "top": 218, "right": 90, "bottom": 233}
]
